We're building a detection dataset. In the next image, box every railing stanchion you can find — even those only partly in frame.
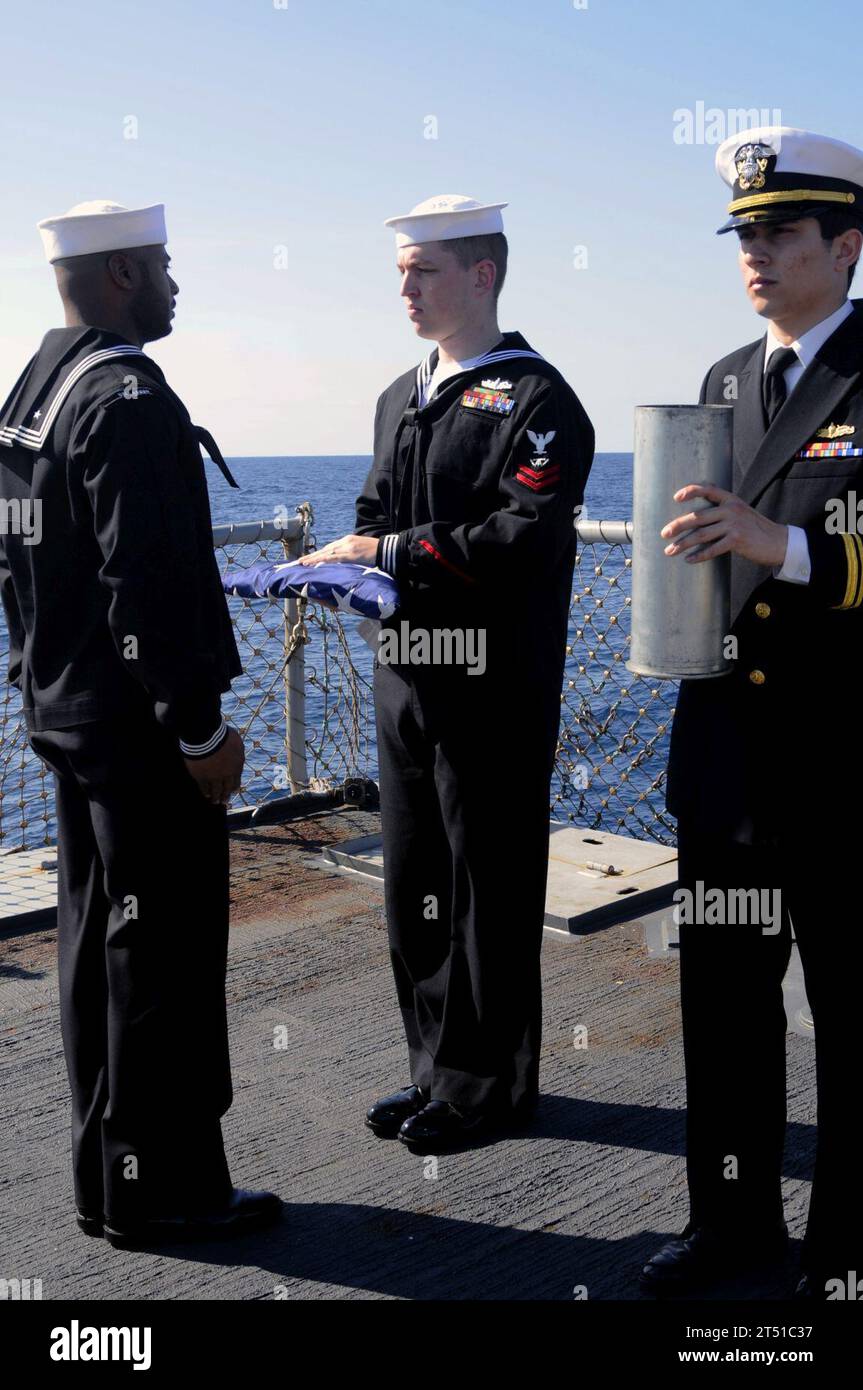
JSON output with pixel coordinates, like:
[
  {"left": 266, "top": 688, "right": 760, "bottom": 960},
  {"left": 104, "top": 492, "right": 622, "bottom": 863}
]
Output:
[{"left": 282, "top": 519, "right": 309, "bottom": 793}]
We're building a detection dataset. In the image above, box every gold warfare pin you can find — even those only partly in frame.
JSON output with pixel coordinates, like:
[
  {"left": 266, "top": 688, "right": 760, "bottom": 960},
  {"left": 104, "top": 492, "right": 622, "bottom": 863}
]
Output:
[{"left": 816, "top": 424, "right": 856, "bottom": 440}]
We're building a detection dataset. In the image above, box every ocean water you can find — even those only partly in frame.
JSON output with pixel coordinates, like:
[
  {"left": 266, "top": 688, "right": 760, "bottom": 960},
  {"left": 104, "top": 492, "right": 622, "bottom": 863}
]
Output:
[
  {"left": 1, "top": 453, "right": 644, "bottom": 845},
  {"left": 204, "top": 451, "right": 635, "bottom": 548}
]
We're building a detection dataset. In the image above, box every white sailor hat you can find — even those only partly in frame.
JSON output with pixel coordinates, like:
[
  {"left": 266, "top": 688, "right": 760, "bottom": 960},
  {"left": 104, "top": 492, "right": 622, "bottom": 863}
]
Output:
[
  {"left": 715, "top": 126, "right": 863, "bottom": 234},
  {"left": 37, "top": 200, "right": 168, "bottom": 263},
  {"left": 384, "top": 194, "right": 507, "bottom": 247}
]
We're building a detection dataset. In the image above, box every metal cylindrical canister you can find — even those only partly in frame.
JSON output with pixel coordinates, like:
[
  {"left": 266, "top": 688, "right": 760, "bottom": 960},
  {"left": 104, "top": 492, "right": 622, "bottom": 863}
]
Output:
[{"left": 627, "top": 404, "right": 733, "bottom": 680}]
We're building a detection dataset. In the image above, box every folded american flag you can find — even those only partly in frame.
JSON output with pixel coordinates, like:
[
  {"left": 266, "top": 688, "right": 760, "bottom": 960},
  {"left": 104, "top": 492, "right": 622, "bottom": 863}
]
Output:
[{"left": 221, "top": 560, "right": 400, "bottom": 620}]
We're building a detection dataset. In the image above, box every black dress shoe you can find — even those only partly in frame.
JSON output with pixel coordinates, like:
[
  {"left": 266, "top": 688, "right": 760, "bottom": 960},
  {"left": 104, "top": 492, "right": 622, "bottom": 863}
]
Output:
[
  {"left": 398, "top": 1100, "right": 493, "bottom": 1151},
  {"left": 365, "top": 1084, "right": 426, "bottom": 1137},
  {"left": 793, "top": 1274, "right": 821, "bottom": 1299},
  {"left": 103, "top": 1187, "right": 283, "bottom": 1250},
  {"left": 640, "top": 1220, "right": 789, "bottom": 1296},
  {"left": 76, "top": 1208, "right": 104, "bottom": 1239}
]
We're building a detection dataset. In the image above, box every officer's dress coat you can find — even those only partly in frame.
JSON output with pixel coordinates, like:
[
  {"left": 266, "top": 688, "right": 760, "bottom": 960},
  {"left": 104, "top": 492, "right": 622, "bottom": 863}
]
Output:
[
  {"left": 665, "top": 300, "right": 863, "bottom": 1277},
  {"left": 0, "top": 328, "right": 241, "bottom": 1222},
  {"left": 667, "top": 300, "right": 863, "bottom": 843},
  {"left": 355, "top": 331, "right": 595, "bottom": 1111}
]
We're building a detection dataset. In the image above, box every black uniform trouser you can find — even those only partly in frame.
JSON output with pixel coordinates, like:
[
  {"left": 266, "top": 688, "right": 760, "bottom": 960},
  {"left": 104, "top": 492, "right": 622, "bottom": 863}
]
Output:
[
  {"left": 373, "top": 652, "right": 560, "bottom": 1114},
  {"left": 676, "top": 822, "right": 862, "bottom": 1281},
  {"left": 29, "top": 709, "right": 233, "bottom": 1225}
]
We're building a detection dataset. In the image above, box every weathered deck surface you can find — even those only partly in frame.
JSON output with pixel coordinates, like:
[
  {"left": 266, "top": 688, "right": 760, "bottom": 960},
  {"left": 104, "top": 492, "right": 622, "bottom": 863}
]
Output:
[{"left": 0, "top": 808, "right": 816, "bottom": 1300}]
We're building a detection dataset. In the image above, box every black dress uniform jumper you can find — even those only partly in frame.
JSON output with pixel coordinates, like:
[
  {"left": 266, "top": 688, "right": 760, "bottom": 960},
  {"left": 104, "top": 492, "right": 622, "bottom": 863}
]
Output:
[
  {"left": 356, "top": 332, "right": 594, "bottom": 1114},
  {"left": 0, "top": 327, "right": 242, "bottom": 1225},
  {"left": 666, "top": 299, "right": 863, "bottom": 1283}
]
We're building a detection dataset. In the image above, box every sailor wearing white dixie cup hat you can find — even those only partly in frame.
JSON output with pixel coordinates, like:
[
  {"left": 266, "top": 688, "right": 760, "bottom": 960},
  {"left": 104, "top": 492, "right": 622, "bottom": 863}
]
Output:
[
  {"left": 36, "top": 199, "right": 168, "bottom": 261},
  {"left": 299, "top": 192, "right": 595, "bottom": 1150},
  {"left": 643, "top": 129, "right": 863, "bottom": 1300},
  {"left": 0, "top": 199, "right": 281, "bottom": 1247}
]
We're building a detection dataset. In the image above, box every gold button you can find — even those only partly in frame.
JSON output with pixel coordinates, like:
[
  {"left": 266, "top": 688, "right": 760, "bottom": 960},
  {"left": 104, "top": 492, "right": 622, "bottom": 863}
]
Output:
[
  {"left": 754, "top": 602, "right": 771, "bottom": 618},
  {"left": 749, "top": 669, "right": 766, "bottom": 685}
]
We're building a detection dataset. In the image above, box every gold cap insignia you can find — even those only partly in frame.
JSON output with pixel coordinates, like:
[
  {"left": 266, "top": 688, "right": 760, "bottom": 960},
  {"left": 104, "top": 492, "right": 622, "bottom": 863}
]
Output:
[{"left": 735, "top": 143, "right": 773, "bottom": 192}]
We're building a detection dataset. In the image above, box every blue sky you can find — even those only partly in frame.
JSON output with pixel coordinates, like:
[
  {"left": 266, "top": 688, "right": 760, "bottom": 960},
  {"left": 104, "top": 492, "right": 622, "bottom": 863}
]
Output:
[{"left": 1, "top": 0, "right": 860, "bottom": 454}]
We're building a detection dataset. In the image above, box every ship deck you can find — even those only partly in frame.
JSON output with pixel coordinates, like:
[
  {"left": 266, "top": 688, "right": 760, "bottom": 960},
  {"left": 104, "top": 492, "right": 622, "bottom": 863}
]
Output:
[{"left": 0, "top": 808, "right": 817, "bottom": 1301}]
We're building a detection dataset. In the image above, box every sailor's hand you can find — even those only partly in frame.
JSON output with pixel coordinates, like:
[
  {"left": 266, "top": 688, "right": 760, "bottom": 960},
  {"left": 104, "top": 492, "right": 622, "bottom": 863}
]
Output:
[
  {"left": 183, "top": 727, "right": 245, "bottom": 805},
  {"left": 295, "top": 535, "right": 379, "bottom": 567},
  {"left": 661, "top": 484, "right": 788, "bottom": 567}
]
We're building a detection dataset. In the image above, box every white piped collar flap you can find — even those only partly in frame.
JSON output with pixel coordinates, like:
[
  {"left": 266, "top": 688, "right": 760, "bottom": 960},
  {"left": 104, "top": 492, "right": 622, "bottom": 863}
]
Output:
[{"left": 0, "top": 345, "right": 146, "bottom": 451}]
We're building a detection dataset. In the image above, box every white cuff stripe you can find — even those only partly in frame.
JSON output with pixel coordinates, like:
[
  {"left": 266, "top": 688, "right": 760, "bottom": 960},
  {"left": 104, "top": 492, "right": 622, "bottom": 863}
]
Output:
[
  {"left": 180, "top": 718, "right": 227, "bottom": 757},
  {"left": 381, "top": 532, "right": 400, "bottom": 575}
]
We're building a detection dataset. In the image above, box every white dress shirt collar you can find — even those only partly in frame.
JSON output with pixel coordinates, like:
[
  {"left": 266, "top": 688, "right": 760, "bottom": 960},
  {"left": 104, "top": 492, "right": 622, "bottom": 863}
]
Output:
[{"left": 763, "top": 298, "right": 853, "bottom": 374}]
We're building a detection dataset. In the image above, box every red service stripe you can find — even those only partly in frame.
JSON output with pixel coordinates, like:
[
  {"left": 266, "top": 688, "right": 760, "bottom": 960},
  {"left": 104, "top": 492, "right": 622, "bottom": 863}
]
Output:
[
  {"left": 516, "top": 473, "right": 560, "bottom": 491},
  {"left": 517, "top": 468, "right": 560, "bottom": 482},
  {"left": 418, "top": 538, "right": 475, "bottom": 583},
  {"left": 517, "top": 467, "right": 561, "bottom": 487},
  {"left": 518, "top": 463, "right": 561, "bottom": 480}
]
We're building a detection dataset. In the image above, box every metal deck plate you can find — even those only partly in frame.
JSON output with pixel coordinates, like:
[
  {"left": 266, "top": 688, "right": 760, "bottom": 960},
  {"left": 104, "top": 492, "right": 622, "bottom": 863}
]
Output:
[
  {"left": 0, "top": 848, "right": 58, "bottom": 927},
  {"left": 318, "top": 823, "right": 679, "bottom": 934}
]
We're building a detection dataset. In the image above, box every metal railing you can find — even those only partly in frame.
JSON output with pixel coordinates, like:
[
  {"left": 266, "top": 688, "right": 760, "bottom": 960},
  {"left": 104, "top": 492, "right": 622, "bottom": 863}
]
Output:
[
  {"left": 557, "top": 520, "right": 677, "bottom": 846},
  {"left": 0, "top": 509, "right": 678, "bottom": 853}
]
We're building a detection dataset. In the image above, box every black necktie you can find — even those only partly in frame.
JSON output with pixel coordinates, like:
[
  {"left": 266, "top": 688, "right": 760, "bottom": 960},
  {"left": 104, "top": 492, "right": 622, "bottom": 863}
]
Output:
[
  {"left": 762, "top": 347, "right": 798, "bottom": 426},
  {"left": 194, "top": 425, "right": 240, "bottom": 489}
]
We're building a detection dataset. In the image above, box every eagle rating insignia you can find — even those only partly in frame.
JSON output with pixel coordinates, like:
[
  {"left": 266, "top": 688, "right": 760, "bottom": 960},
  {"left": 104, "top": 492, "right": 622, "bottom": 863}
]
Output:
[
  {"left": 517, "top": 428, "right": 560, "bottom": 491},
  {"left": 735, "top": 142, "right": 773, "bottom": 191},
  {"left": 528, "top": 430, "right": 556, "bottom": 455}
]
